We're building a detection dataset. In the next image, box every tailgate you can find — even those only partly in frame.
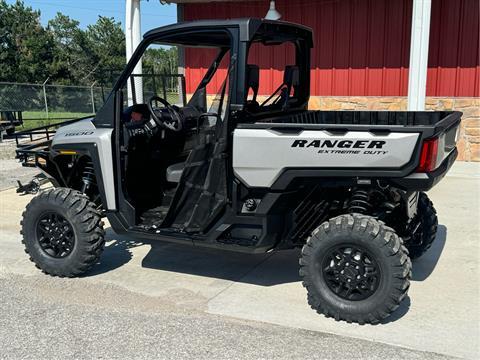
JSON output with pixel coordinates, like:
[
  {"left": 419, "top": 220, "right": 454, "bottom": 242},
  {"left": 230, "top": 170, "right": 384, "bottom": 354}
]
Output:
[{"left": 232, "top": 129, "right": 420, "bottom": 187}]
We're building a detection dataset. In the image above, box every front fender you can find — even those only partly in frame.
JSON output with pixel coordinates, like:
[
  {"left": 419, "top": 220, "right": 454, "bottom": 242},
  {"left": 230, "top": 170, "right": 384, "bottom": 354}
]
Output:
[{"left": 51, "top": 123, "right": 115, "bottom": 210}]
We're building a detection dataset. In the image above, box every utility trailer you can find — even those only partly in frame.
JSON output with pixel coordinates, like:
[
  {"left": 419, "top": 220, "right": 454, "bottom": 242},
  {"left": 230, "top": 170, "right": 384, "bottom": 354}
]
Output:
[
  {"left": 15, "top": 118, "right": 85, "bottom": 161},
  {"left": 17, "top": 18, "right": 461, "bottom": 324},
  {"left": 0, "top": 110, "right": 23, "bottom": 139}
]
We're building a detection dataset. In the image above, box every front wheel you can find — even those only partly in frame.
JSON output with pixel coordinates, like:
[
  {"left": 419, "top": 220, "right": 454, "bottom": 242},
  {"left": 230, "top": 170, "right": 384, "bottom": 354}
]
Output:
[
  {"left": 300, "top": 214, "right": 411, "bottom": 324},
  {"left": 21, "top": 188, "right": 105, "bottom": 277}
]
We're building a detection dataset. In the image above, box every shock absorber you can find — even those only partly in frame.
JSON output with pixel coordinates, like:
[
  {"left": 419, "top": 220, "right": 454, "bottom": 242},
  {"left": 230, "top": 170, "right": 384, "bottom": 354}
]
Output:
[
  {"left": 348, "top": 188, "right": 372, "bottom": 214},
  {"left": 80, "top": 160, "right": 96, "bottom": 194}
]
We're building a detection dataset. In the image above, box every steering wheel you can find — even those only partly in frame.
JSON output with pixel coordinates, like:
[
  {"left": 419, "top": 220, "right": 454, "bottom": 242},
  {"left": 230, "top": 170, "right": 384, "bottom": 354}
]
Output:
[{"left": 147, "top": 95, "right": 183, "bottom": 132}]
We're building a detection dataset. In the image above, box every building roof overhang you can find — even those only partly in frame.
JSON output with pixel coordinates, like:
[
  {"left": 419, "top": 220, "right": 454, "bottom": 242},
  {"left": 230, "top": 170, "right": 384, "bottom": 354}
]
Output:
[
  {"left": 143, "top": 18, "right": 313, "bottom": 47},
  {"left": 164, "top": 0, "right": 255, "bottom": 3}
]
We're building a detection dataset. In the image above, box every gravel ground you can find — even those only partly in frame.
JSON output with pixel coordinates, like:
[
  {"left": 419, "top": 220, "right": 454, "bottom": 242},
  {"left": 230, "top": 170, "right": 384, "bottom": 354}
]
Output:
[
  {"left": 0, "top": 274, "right": 450, "bottom": 360},
  {"left": 0, "top": 159, "right": 39, "bottom": 191},
  {"left": 0, "top": 139, "right": 17, "bottom": 161},
  {"left": 0, "top": 135, "right": 41, "bottom": 191}
]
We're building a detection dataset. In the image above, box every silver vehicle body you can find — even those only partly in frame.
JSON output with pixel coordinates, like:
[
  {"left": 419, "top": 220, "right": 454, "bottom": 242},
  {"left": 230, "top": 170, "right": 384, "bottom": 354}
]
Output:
[
  {"left": 232, "top": 129, "right": 420, "bottom": 187},
  {"left": 51, "top": 119, "right": 116, "bottom": 210}
]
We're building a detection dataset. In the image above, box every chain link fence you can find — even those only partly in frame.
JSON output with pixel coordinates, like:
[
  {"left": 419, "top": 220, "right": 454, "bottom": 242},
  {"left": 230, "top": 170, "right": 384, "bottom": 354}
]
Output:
[
  {"left": 0, "top": 81, "right": 106, "bottom": 121},
  {"left": 129, "top": 73, "right": 185, "bottom": 107},
  {"left": 0, "top": 72, "right": 184, "bottom": 132}
]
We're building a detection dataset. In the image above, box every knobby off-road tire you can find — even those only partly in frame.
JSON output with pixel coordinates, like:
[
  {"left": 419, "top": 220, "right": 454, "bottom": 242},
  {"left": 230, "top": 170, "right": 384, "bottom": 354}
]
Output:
[
  {"left": 406, "top": 192, "right": 438, "bottom": 259},
  {"left": 300, "top": 214, "right": 411, "bottom": 324},
  {"left": 21, "top": 188, "right": 105, "bottom": 277}
]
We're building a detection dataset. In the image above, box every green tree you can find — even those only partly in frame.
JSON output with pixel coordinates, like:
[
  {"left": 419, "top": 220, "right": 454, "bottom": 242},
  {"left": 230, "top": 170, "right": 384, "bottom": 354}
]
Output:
[
  {"left": 83, "top": 16, "right": 126, "bottom": 86},
  {"left": 143, "top": 47, "right": 178, "bottom": 74},
  {"left": 48, "top": 14, "right": 126, "bottom": 86},
  {"left": 47, "top": 13, "right": 83, "bottom": 84},
  {"left": 0, "top": 0, "right": 54, "bottom": 82},
  {"left": 0, "top": 2, "right": 179, "bottom": 89}
]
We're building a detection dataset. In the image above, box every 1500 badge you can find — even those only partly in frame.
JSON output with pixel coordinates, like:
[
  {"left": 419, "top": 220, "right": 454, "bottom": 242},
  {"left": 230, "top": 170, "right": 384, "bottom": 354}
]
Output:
[{"left": 64, "top": 131, "right": 94, "bottom": 137}]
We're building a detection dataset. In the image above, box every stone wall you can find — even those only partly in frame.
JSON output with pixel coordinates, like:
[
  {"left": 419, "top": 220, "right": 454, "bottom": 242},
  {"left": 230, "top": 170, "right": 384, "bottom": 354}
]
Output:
[{"left": 308, "top": 96, "right": 480, "bottom": 161}]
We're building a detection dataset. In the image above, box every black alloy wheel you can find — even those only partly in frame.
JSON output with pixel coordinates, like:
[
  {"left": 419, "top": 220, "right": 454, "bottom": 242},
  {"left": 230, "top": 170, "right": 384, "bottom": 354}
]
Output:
[
  {"left": 300, "top": 214, "right": 411, "bottom": 324},
  {"left": 21, "top": 188, "right": 105, "bottom": 277},
  {"left": 322, "top": 245, "right": 380, "bottom": 301},
  {"left": 36, "top": 212, "right": 75, "bottom": 258}
]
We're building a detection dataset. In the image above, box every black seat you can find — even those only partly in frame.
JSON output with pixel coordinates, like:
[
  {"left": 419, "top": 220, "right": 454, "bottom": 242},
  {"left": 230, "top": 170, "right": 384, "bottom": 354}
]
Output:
[
  {"left": 246, "top": 64, "right": 259, "bottom": 102},
  {"left": 279, "top": 65, "right": 299, "bottom": 108},
  {"left": 283, "top": 66, "right": 299, "bottom": 93},
  {"left": 166, "top": 162, "right": 184, "bottom": 183},
  {"left": 245, "top": 64, "right": 260, "bottom": 112},
  {"left": 260, "top": 65, "right": 299, "bottom": 110}
]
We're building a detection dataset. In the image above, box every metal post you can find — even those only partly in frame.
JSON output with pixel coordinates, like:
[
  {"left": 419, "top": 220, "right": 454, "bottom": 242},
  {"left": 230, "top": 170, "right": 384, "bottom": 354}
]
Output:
[
  {"left": 162, "top": 70, "right": 167, "bottom": 101},
  {"left": 177, "top": 3, "right": 186, "bottom": 106},
  {"left": 407, "top": 0, "right": 432, "bottom": 111},
  {"left": 125, "top": 0, "right": 143, "bottom": 106},
  {"left": 42, "top": 77, "right": 50, "bottom": 119},
  {"left": 151, "top": 68, "right": 157, "bottom": 98},
  {"left": 180, "top": 75, "right": 187, "bottom": 107},
  {"left": 90, "top": 81, "right": 97, "bottom": 114}
]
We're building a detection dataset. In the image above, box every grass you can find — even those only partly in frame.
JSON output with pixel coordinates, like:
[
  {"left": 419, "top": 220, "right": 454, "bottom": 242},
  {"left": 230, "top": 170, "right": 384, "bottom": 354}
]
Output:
[
  {"left": 17, "top": 111, "right": 93, "bottom": 131},
  {"left": 14, "top": 92, "right": 182, "bottom": 131}
]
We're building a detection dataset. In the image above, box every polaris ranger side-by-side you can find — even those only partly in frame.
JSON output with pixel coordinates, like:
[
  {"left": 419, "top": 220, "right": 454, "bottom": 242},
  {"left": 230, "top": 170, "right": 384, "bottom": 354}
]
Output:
[{"left": 17, "top": 19, "right": 461, "bottom": 324}]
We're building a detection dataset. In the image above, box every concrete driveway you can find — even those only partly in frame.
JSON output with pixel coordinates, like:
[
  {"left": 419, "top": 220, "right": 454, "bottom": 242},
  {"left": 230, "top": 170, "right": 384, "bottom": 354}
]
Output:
[{"left": 0, "top": 162, "right": 479, "bottom": 359}]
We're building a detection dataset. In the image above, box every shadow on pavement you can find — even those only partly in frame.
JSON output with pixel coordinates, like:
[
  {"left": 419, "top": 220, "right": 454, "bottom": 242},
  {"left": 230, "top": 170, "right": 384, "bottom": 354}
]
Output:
[
  {"left": 411, "top": 224, "right": 447, "bottom": 281},
  {"left": 380, "top": 296, "right": 411, "bottom": 324},
  {"left": 85, "top": 224, "right": 446, "bottom": 300},
  {"left": 86, "top": 227, "right": 301, "bottom": 286},
  {"left": 380, "top": 224, "right": 446, "bottom": 324},
  {"left": 84, "top": 228, "right": 144, "bottom": 277},
  {"left": 141, "top": 242, "right": 301, "bottom": 286}
]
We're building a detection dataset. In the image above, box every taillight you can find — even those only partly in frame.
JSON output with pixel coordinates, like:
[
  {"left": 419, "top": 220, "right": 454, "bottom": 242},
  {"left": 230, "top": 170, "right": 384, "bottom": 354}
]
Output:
[{"left": 416, "top": 137, "right": 439, "bottom": 172}]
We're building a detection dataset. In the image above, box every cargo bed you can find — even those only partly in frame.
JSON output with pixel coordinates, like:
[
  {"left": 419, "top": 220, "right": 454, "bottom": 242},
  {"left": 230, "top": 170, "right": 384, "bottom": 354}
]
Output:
[
  {"left": 245, "top": 110, "right": 461, "bottom": 137},
  {"left": 233, "top": 110, "right": 462, "bottom": 190}
]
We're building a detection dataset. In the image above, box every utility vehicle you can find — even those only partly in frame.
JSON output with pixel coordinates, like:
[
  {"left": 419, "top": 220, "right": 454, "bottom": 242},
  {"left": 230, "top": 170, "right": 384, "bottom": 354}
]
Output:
[{"left": 17, "top": 19, "right": 461, "bottom": 324}]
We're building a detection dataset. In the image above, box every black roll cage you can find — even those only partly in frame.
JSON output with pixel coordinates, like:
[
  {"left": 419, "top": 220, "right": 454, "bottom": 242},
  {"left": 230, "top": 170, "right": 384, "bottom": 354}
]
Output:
[
  {"left": 93, "top": 18, "right": 313, "bottom": 129},
  {"left": 90, "top": 19, "right": 313, "bottom": 232}
]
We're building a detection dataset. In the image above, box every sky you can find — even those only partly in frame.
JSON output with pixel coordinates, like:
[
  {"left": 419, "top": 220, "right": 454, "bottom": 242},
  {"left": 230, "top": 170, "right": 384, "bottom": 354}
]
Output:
[{"left": 6, "top": 0, "right": 178, "bottom": 31}]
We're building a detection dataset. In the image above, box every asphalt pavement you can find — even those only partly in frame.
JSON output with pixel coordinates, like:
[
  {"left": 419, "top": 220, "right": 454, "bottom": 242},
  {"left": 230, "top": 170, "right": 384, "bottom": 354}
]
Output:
[
  {"left": 0, "top": 274, "right": 450, "bottom": 360},
  {"left": 0, "top": 161, "right": 478, "bottom": 359}
]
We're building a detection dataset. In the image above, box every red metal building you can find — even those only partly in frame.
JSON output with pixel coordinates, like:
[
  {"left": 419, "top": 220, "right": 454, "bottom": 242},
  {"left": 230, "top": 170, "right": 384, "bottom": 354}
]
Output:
[{"left": 177, "top": 0, "right": 479, "bottom": 98}]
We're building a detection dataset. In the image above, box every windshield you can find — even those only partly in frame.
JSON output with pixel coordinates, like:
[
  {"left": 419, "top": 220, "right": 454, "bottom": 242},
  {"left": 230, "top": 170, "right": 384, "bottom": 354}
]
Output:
[{"left": 118, "top": 42, "right": 232, "bottom": 125}]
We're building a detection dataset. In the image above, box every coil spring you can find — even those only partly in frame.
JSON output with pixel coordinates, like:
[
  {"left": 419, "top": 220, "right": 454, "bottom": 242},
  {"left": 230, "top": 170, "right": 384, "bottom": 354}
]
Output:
[
  {"left": 348, "top": 188, "right": 372, "bottom": 214},
  {"left": 81, "top": 161, "right": 96, "bottom": 193}
]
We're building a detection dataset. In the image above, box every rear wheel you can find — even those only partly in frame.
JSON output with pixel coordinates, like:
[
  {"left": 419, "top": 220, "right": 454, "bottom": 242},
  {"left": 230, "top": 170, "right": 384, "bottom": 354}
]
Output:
[
  {"left": 300, "top": 214, "right": 411, "bottom": 324},
  {"left": 21, "top": 188, "right": 105, "bottom": 277},
  {"left": 405, "top": 192, "right": 438, "bottom": 259}
]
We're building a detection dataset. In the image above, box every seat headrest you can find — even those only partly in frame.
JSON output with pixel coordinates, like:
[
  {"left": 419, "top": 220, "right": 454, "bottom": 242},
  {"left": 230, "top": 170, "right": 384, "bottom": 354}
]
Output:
[
  {"left": 246, "top": 64, "right": 259, "bottom": 89},
  {"left": 284, "top": 65, "right": 299, "bottom": 87}
]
